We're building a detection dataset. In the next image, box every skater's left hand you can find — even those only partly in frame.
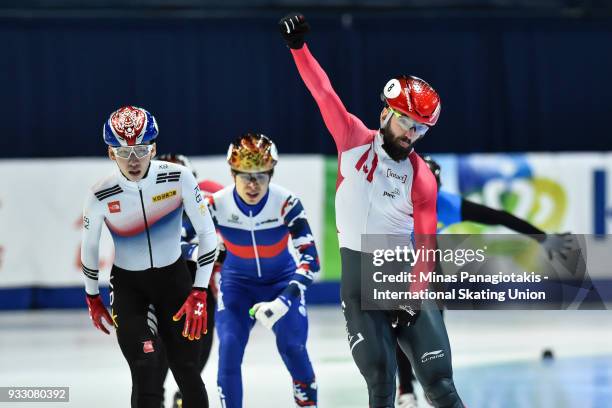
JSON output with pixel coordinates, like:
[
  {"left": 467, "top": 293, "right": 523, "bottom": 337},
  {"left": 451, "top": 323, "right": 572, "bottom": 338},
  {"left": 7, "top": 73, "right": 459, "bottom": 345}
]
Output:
[
  {"left": 173, "top": 288, "right": 208, "bottom": 340},
  {"left": 250, "top": 296, "right": 291, "bottom": 330},
  {"left": 85, "top": 294, "right": 114, "bottom": 334}
]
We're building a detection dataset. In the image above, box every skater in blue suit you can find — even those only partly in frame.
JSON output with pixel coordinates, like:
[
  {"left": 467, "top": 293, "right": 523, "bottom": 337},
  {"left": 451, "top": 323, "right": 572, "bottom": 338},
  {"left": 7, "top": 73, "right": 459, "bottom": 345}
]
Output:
[{"left": 208, "top": 133, "right": 320, "bottom": 408}]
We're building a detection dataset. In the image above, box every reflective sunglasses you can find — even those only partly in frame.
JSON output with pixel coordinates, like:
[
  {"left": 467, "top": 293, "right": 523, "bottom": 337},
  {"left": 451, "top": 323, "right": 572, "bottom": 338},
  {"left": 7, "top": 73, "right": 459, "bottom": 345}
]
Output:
[
  {"left": 234, "top": 172, "right": 271, "bottom": 184},
  {"left": 389, "top": 108, "right": 429, "bottom": 136},
  {"left": 112, "top": 144, "right": 154, "bottom": 159}
]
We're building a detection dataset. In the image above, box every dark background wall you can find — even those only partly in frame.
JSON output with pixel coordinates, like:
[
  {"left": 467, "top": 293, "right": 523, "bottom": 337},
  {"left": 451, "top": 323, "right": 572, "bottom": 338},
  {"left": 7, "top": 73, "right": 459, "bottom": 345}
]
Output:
[{"left": 1, "top": 1, "right": 611, "bottom": 158}]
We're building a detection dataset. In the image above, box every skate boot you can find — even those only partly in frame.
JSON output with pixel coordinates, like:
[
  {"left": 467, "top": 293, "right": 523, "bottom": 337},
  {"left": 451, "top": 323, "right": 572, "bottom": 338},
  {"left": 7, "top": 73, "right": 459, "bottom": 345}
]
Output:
[
  {"left": 397, "top": 393, "right": 418, "bottom": 408},
  {"left": 293, "top": 379, "right": 317, "bottom": 407}
]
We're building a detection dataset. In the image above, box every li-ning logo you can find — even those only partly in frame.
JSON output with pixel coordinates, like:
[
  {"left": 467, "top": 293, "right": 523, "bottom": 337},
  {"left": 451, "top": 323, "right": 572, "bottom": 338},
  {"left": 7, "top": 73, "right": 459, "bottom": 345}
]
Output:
[
  {"left": 421, "top": 350, "right": 445, "bottom": 363},
  {"left": 111, "top": 106, "right": 146, "bottom": 144},
  {"left": 152, "top": 189, "right": 177, "bottom": 203},
  {"left": 387, "top": 169, "right": 408, "bottom": 183}
]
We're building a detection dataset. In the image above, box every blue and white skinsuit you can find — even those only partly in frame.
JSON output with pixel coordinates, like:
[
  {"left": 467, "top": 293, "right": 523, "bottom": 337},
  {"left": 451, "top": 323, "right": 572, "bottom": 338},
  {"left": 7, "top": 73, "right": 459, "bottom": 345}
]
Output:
[{"left": 207, "top": 183, "right": 320, "bottom": 408}]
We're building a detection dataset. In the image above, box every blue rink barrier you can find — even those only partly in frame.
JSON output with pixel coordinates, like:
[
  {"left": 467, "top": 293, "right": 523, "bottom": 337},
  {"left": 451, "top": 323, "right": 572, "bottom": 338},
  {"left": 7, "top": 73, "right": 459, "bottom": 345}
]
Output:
[
  {"left": 0, "top": 288, "right": 33, "bottom": 310},
  {"left": 454, "top": 355, "right": 612, "bottom": 407},
  {"left": 0, "top": 287, "right": 112, "bottom": 310},
  {"left": 1, "top": 280, "right": 611, "bottom": 310}
]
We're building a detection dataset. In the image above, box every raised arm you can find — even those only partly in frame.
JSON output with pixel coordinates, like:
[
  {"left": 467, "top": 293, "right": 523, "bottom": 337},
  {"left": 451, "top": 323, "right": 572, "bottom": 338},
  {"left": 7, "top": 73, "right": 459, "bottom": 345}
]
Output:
[{"left": 280, "top": 13, "right": 373, "bottom": 151}]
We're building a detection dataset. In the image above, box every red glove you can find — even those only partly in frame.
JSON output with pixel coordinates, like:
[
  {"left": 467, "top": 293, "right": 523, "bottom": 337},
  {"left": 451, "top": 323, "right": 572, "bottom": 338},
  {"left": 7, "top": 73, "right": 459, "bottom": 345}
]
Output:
[
  {"left": 85, "top": 294, "right": 114, "bottom": 335},
  {"left": 173, "top": 289, "right": 207, "bottom": 341}
]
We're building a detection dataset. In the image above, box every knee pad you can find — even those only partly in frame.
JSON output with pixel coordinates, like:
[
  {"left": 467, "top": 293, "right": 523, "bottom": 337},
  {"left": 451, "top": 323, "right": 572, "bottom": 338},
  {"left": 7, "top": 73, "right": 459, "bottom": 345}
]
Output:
[{"left": 423, "top": 377, "right": 463, "bottom": 408}]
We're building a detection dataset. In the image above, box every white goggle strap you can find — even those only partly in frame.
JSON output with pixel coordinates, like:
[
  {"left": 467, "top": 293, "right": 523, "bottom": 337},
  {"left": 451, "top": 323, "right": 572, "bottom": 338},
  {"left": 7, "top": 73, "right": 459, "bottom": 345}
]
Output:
[{"left": 382, "top": 109, "right": 394, "bottom": 129}]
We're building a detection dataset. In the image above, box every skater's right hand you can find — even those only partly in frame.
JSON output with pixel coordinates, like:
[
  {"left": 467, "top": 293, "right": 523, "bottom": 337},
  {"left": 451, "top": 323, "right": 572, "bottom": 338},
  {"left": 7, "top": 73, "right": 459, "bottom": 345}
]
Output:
[
  {"left": 250, "top": 296, "right": 290, "bottom": 330},
  {"left": 388, "top": 302, "right": 421, "bottom": 328},
  {"left": 279, "top": 13, "right": 310, "bottom": 49},
  {"left": 85, "top": 294, "right": 114, "bottom": 335}
]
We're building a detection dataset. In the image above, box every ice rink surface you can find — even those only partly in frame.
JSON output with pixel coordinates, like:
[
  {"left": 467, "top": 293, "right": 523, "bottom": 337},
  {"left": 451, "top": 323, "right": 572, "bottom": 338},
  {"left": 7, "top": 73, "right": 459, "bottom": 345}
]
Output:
[{"left": 1, "top": 307, "right": 611, "bottom": 407}]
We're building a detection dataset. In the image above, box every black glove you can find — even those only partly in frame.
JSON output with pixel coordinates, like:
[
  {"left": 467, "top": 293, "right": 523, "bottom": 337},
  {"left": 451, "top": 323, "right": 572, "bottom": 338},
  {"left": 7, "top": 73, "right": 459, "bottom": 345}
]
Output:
[
  {"left": 279, "top": 13, "right": 310, "bottom": 49},
  {"left": 541, "top": 232, "right": 574, "bottom": 260},
  {"left": 387, "top": 302, "right": 421, "bottom": 328}
]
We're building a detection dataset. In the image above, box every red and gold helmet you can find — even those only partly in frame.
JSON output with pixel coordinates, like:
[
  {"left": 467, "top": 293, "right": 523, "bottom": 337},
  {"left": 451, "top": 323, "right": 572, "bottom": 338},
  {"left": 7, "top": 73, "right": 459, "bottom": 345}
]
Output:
[
  {"left": 227, "top": 133, "right": 278, "bottom": 173},
  {"left": 381, "top": 76, "right": 441, "bottom": 126}
]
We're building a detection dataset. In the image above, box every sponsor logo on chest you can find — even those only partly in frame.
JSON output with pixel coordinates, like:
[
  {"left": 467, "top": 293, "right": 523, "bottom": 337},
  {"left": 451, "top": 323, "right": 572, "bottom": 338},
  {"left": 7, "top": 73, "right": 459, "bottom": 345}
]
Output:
[
  {"left": 383, "top": 187, "right": 401, "bottom": 199},
  {"left": 227, "top": 213, "right": 242, "bottom": 225},
  {"left": 386, "top": 168, "right": 408, "bottom": 183},
  {"left": 152, "top": 189, "right": 177, "bottom": 203}
]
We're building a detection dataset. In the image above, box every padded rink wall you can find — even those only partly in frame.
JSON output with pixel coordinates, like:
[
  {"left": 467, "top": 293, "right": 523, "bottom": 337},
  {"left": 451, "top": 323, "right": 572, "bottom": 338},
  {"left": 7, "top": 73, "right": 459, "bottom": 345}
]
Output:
[{"left": 1, "top": 152, "right": 612, "bottom": 309}]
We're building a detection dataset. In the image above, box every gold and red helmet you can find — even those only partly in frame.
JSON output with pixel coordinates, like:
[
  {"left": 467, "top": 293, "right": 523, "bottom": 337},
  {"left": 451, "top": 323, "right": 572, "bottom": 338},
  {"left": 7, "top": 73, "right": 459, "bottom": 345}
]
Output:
[
  {"left": 227, "top": 133, "right": 278, "bottom": 173},
  {"left": 381, "top": 76, "right": 441, "bottom": 126}
]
